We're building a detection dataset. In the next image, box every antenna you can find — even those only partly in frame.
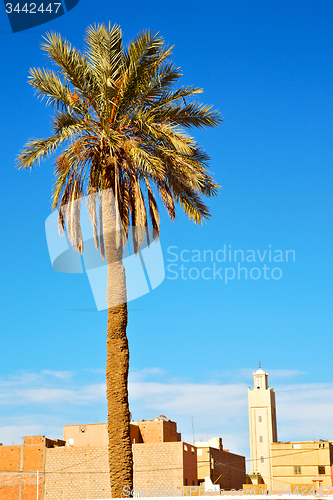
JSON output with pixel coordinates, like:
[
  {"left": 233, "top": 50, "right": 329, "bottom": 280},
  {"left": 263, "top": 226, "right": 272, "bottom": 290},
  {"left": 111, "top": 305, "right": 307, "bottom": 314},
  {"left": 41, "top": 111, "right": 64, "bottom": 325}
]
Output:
[
  {"left": 259, "top": 360, "right": 261, "bottom": 369},
  {"left": 191, "top": 416, "right": 195, "bottom": 444}
]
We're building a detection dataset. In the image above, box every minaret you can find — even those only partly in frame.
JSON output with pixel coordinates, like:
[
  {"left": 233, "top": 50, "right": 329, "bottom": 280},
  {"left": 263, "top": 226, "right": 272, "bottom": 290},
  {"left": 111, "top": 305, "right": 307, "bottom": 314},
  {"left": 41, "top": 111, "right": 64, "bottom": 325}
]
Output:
[{"left": 248, "top": 365, "right": 277, "bottom": 489}]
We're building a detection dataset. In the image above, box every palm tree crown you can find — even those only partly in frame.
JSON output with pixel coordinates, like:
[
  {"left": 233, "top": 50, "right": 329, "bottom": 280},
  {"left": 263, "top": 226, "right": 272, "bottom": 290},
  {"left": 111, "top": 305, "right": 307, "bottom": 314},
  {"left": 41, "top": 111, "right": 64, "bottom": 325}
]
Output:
[{"left": 17, "top": 23, "right": 221, "bottom": 248}]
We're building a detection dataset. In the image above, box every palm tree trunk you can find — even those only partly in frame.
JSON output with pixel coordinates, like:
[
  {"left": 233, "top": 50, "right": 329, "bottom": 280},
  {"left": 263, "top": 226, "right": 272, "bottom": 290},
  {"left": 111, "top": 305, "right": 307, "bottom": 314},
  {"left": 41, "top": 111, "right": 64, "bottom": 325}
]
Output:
[
  {"left": 102, "top": 187, "right": 133, "bottom": 498},
  {"left": 106, "top": 300, "right": 133, "bottom": 498}
]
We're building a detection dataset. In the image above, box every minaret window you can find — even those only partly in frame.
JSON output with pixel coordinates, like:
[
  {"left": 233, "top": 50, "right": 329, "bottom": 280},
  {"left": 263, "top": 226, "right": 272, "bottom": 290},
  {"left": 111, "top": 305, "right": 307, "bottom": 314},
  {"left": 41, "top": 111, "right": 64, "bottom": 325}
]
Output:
[
  {"left": 259, "top": 436, "right": 263, "bottom": 442},
  {"left": 259, "top": 416, "right": 262, "bottom": 422},
  {"left": 260, "top": 456, "right": 264, "bottom": 463},
  {"left": 294, "top": 466, "right": 301, "bottom": 475}
]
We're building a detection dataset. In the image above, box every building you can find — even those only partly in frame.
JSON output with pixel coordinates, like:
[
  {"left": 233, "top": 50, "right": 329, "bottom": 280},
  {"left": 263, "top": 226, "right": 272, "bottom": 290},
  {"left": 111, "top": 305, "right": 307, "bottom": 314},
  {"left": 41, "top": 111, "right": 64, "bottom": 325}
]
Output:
[
  {"left": 0, "top": 436, "right": 65, "bottom": 500},
  {"left": 248, "top": 366, "right": 333, "bottom": 492},
  {"left": 0, "top": 416, "right": 246, "bottom": 499},
  {"left": 196, "top": 442, "right": 245, "bottom": 490},
  {"left": 271, "top": 440, "right": 333, "bottom": 491},
  {"left": 45, "top": 417, "right": 196, "bottom": 499},
  {"left": 248, "top": 365, "right": 278, "bottom": 488}
]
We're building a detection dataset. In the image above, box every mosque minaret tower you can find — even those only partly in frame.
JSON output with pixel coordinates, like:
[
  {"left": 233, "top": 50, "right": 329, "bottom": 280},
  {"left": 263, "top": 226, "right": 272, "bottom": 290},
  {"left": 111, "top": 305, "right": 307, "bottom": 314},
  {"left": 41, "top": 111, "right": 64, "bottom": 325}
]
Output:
[{"left": 248, "top": 364, "right": 278, "bottom": 488}]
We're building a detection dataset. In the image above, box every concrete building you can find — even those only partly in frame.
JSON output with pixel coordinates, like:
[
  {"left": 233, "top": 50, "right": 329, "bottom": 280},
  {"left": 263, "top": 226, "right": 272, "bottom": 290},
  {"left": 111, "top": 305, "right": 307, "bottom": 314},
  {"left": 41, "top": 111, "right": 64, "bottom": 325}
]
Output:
[
  {"left": 196, "top": 443, "right": 246, "bottom": 490},
  {"left": 248, "top": 365, "right": 278, "bottom": 487},
  {"left": 248, "top": 366, "right": 333, "bottom": 492},
  {"left": 45, "top": 417, "right": 195, "bottom": 499},
  {"left": 271, "top": 440, "right": 333, "bottom": 491},
  {"left": 0, "top": 416, "right": 246, "bottom": 499}
]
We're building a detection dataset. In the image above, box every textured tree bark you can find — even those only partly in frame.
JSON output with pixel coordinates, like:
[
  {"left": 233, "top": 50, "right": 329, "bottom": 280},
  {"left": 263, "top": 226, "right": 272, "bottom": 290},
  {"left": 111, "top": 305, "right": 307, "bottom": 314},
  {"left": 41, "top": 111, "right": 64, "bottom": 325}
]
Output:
[{"left": 102, "top": 187, "right": 133, "bottom": 498}]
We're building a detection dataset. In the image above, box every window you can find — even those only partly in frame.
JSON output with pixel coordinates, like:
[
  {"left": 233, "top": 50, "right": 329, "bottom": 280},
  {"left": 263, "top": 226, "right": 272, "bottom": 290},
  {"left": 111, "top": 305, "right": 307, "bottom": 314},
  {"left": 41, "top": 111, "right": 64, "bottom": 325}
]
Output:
[
  {"left": 259, "top": 416, "right": 262, "bottom": 422},
  {"left": 259, "top": 436, "right": 263, "bottom": 442},
  {"left": 294, "top": 466, "right": 302, "bottom": 475},
  {"left": 184, "top": 445, "right": 188, "bottom": 451},
  {"left": 191, "top": 447, "right": 195, "bottom": 453},
  {"left": 185, "top": 479, "right": 188, "bottom": 486},
  {"left": 260, "top": 456, "right": 264, "bottom": 463},
  {"left": 192, "top": 481, "right": 195, "bottom": 486},
  {"left": 318, "top": 466, "right": 325, "bottom": 475}
]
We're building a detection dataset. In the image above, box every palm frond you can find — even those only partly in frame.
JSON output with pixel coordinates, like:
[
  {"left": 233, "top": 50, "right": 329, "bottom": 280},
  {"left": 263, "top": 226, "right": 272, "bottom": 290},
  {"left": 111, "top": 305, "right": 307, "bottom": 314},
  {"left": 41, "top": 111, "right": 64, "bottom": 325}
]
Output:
[
  {"left": 28, "top": 67, "right": 71, "bottom": 109},
  {"left": 16, "top": 134, "right": 68, "bottom": 170},
  {"left": 41, "top": 31, "right": 97, "bottom": 98}
]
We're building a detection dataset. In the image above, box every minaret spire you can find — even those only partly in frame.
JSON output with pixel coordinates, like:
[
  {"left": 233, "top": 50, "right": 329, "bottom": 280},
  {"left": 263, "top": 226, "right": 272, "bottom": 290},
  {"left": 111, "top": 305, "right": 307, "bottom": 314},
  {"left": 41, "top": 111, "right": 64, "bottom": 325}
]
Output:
[{"left": 248, "top": 366, "right": 278, "bottom": 489}]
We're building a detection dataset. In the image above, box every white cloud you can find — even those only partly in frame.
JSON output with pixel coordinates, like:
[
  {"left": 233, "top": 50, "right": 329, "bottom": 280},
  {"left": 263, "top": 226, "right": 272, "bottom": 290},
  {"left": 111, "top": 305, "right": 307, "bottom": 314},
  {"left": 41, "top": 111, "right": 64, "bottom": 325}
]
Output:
[
  {"left": 0, "top": 371, "right": 105, "bottom": 406},
  {"left": 267, "top": 369, "right": 305, "bottom": 379},
  {"left": 41, "top": 370, "right": 74, "bottom": 380},
  {"left": 0, "top": 368, "right": 332, "bottom": 459},
  {"left": 206, "top": 368, "right": 304, "bottom": 384},
  {"left": 19, "top": 384, "right": 105, "bottom": 405},
  {"left": 275, "top": 383, "right": 333, "bottom": 442},
  {"left": 129, "top": 367, "right": 165, "bottom": 382}
]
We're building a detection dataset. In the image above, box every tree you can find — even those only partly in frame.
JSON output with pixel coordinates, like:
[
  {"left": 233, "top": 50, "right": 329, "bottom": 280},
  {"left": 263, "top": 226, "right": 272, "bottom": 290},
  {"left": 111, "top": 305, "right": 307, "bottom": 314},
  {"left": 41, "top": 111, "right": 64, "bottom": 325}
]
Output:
[{"left": 17, "top": 23, "right": 221, "bottom": 497}]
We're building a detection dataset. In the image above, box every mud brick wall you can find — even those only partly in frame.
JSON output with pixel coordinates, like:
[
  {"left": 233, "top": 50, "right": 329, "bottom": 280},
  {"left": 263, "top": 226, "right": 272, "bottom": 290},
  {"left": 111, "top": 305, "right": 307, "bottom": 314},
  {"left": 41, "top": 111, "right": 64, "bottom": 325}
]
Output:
[
  {"left": 44, "top": 446, "right": 111, "bottom": 500},
  {"left": 0, "top": 436, "right": 45, "bottom": 500}
]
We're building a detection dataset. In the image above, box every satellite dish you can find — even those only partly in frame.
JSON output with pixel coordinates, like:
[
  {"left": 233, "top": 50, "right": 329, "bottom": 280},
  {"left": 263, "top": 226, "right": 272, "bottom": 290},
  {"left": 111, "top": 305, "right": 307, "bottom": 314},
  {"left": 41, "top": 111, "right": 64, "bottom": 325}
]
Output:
[{"left": 66, "top": 438, "right": 74, "bottom": 446}]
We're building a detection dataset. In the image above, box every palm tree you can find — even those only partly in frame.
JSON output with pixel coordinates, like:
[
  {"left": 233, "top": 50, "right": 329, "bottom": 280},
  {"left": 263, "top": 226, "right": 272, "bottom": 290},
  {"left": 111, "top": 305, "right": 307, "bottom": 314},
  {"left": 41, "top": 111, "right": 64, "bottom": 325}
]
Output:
[{"left": 17, "top": 23, "right": 221, "bottom": 497}]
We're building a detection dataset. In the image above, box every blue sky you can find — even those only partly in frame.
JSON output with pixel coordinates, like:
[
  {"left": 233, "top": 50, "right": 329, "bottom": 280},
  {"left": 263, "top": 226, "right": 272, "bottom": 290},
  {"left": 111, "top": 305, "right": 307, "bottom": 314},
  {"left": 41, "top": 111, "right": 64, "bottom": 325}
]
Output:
[{"left": 0, "top": 0, "right": 332, "bottom": 463}]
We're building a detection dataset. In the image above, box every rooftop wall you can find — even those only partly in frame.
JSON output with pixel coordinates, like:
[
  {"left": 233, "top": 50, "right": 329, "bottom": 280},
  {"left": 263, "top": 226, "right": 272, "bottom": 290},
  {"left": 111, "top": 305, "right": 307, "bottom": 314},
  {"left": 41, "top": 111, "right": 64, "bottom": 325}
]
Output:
[
  {"left": 0, "top": 435, "right": 53, "bottom": 500},
  {"left": 62, "top": 418, "right": 178, "bottom": 448},
  {"left": 136, "top": 419, "right": 179, "bottom": 444}
]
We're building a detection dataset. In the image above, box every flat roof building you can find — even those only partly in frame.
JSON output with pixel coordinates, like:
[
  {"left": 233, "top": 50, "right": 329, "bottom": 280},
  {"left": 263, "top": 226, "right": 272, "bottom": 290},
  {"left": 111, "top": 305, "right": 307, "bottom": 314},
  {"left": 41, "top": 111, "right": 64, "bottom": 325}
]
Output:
[
  {"left": 0, "top": 416, "right": 244, "bottom": 499},
  {"left": 248, "top": 366, "right": 333, "bottom": 492}
]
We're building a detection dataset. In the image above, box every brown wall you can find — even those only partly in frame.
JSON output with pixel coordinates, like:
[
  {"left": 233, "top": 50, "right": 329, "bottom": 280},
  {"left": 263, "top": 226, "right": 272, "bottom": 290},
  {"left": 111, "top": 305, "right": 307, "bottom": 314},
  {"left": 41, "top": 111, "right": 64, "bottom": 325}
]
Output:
[
  {"left": 182, "top": 444, "right": 198, "bottom": 487},
  {"left": 0, "top": 436, "right": 56, "bottom": 500},
  {"left": 130, "top": 424, "right": 143, "bottom": 444},
  {"left": 134, "top": 441, "right": 197, "bottom": 494},
  {"left": 197, "top": 447, "right": 246, "bottom": 490},
  {"left": 137, "top": 419, "right": 178, "bottom": 444}
]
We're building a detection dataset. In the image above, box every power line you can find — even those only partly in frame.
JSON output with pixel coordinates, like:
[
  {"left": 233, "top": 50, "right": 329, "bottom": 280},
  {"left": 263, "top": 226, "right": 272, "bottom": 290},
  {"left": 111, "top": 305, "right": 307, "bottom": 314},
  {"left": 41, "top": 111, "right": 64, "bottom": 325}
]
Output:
[{"left": 0, "top": 445, "right": 327, "bottom": 476}]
